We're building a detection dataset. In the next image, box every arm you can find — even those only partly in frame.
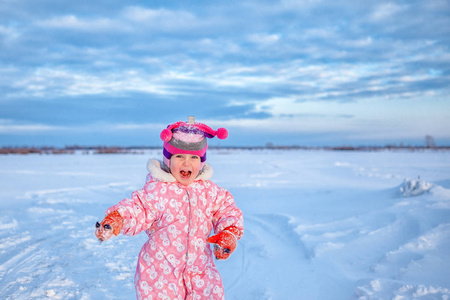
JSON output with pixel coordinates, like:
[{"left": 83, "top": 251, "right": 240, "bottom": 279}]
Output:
[
  {"left": 212, "top": 188, "right": 244, "bottom": 236},
  {"left": 106, "top": 188, "right": 158, "bottom": 237},
  {"left": 95, "top": 182, "right": 159, "bottom": 241},
  {"left": 208, "top": 187, "right": 244, "bottom": 259}
]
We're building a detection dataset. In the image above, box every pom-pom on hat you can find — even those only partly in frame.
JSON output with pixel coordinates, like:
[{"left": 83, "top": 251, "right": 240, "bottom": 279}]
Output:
[{"left": 161, "top": 116, "right": 228, "bottom": 170}]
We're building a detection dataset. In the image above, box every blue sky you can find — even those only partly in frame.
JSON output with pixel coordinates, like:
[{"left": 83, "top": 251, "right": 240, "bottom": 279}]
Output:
[{"left": 1, "top": 0, "right": 449, "bottom": 147}]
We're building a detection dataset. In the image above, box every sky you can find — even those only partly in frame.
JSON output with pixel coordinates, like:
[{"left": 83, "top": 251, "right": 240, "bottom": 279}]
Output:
[{"left": 0, "top": 0, "right": 449, "bottom": 147}]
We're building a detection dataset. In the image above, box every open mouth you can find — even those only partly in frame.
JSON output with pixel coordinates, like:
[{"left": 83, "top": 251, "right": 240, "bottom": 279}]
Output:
[{"left": 180, "top": 170, "right": 192, "bottom": 179}]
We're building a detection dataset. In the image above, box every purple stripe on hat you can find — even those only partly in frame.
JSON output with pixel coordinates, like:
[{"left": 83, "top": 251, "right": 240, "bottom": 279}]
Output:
[
  {"left": 163, "top": 148, "right": 172, "bottom": 160},
  {"left": 173, "top": 127, "right": 214, "bottom": 138}
]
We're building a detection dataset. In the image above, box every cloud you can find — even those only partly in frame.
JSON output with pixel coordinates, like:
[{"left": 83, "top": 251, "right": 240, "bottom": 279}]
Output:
[
  {"left": 0, "top": 0, "right": 449, "bottom": 146},
  {"left": 36, "top": 15, "right": 118, "bottom": 32},
  {"left": 0, "top": 119, "right": 64, "bottom": 133},
  {"left": 6, "top": 67, "right": 178, "bottom": 99},
  {"left": 248, "top": 33, "right": 281, "bottom": 45},
  {"left": 122, "top": 6, "right": 199, "bottom": 32},
  {"left": 370, "top": 3, "right": 405, "bottom": 21},
  {"left": 0, "top": 25, "right": 21, "bottom": 42}
]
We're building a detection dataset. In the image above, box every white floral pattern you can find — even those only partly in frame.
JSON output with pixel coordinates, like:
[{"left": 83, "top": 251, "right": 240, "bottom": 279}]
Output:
[{"left": 106, "top": 161, "right": 244, "bottom": 300}]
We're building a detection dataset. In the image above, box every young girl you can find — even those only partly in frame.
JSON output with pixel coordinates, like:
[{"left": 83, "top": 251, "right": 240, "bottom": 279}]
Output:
[{"left": 95, "top": 117, "right": 244, "bottom": 300}]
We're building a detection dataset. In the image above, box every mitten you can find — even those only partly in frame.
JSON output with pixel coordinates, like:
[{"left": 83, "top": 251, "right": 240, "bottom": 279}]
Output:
[
  {"left": 95, "top": 211, "right": 123, "bottom": 242},
  {"left": 207, "top": 226, "right": 242, "bottom": 260}
]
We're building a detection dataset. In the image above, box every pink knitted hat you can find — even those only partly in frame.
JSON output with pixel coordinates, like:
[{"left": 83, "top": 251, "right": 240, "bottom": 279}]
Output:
[{"left": 160, "top": 117, "right": 228, "bottom": 169}]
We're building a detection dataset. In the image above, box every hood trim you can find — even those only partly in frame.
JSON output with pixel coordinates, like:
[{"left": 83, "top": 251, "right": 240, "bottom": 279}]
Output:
[{"left": 147, "top": 159, "right": 213, "bottom": 183}]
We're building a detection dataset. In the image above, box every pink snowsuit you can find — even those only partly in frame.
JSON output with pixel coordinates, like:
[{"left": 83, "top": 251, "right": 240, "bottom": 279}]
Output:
[{"left": 106, "top": 160, "right": 244, "bottom": 300}]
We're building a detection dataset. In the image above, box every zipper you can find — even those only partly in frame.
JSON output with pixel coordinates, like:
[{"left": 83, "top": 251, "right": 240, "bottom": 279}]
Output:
[
  {"left": 182, "top": 188, "right": 192, "bottom": 299},
  {"left": 185, "top": 188, "right": 192, "bottom": 264}
]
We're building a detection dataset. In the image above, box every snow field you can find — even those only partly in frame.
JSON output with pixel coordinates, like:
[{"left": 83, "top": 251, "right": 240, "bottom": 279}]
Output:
[{"left": 0, "top": 150, "right": 449, "bottom": 299}]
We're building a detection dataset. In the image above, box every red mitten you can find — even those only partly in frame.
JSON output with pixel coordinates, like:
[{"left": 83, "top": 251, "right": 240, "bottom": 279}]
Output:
[
  {"left": 207, "top": 226, "right": 241, "bottom": 260},
  {"left": 95, "top": 211, "right": 123, "bottom": 242}
]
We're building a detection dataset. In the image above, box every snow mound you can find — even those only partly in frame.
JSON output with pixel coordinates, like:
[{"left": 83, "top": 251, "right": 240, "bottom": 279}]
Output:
[
  {"left": 400, "top": 178, "right": 433, "bottom": 197},
  {"left": 355, "top": 279, "right": 450, "bottom": 299}
]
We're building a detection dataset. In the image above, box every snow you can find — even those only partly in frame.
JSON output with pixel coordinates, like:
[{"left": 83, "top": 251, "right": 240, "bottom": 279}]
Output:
[{"left": 1, "top": 149, "right": 450, "bottom": 299}]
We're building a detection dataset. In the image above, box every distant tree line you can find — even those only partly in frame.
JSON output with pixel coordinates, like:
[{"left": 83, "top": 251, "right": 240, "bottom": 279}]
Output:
[
  {"left": 0, "top": 145, "right": 157, "bottom": 155},
  {"left": 1, "top": 144, "right": 449, "bottom": 155}
]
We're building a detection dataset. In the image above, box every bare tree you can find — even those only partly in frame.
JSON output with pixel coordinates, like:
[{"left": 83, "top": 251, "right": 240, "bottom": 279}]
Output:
[{"left": 425, "top": 135, "right": 436, "bottom": 148}]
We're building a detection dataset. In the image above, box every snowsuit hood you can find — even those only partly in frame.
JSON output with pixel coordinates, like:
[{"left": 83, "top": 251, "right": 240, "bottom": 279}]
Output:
[{"left": 146, "top": 159, "right": 214, "bottom": 183}]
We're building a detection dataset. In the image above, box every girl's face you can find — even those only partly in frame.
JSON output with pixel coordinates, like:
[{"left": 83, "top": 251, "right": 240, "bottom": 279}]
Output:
[{"left": 169, "top": 154, "right": 202, "bottom": 186}]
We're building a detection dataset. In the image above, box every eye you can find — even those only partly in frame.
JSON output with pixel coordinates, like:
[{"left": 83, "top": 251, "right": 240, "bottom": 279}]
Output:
[
  {"left": 175, "top": 154, "right": 184, "bottom": 159},
  {"left": 191, "top": 155, "right": 199, "bottom": 160}
]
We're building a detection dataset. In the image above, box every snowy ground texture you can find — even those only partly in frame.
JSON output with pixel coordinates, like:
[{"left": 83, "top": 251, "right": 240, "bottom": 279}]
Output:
[{"left": 1, "top": 149, "right": 450, "bottom": 300}]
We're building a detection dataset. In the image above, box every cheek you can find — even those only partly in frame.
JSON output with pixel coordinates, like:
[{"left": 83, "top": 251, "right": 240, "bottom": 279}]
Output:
[
  {"left": 193, "top": 161, "right": 202, "bottom": 173},
  {"left": 169, "top": 159, "right": 179, "bottom": 172},
  {"left": 169, "top": 165, "right": 178, "bottom": 175}
]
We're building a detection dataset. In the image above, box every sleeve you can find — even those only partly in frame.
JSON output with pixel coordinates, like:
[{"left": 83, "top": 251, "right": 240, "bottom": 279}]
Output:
[
  {"left": 212, "top": 186, "right": 244, "bottom": 239},
  {"left": 105, "top": 181, "right": 160, "bottom": 236}
]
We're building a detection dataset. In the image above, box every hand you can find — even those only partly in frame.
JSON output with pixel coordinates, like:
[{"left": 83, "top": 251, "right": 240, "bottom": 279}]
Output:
[
  {"left": 95, "top": 211, "right": 123, "bottom": 242},
  {"left": 207, "top": 226, "right": 241, "bottom": 260}
]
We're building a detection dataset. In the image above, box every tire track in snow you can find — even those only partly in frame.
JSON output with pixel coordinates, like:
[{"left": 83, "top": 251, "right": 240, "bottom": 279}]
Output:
[
  {"left": 0, "top": 187, "right": 86, "bottom": 299},
  {"left": 224, "top": 213, "right": 312, "bottom": 299},
  {"left": 1, "top": 182, "right": 145, "bottom": 299},
  {"left": 246, "top": 213, "right": 312, "bottom": 260}
]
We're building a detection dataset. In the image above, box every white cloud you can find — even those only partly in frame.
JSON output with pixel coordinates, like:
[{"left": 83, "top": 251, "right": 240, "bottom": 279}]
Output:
[
  {"left": 0, "top": 120, "right": 64, "bottom": 133},
  {"left": 302, "top": 28, "right": 338, "bottom": 40},
  {"left": 192, "top": 38, "right": 242, "bottom": 56},
  {"left": 122, "top": 6, "right": 199, "bottom": 31},
  {"left": 0, "top": 25, "right": 21, "bottom": 41},
  {"left": 278, "top": 0, "right": 323, "bottom": 12},
  {"left": 370, "top": 3, "right": 405, "bottom": 21},
  {"left": 11, "top": 67, "right": 177, "bottom": 98},
  {"left": 248, "top": 33, "right": 280, "bottom": 45},
  {"left": 342, "top": 36, "right": 373, "bottom": 48},
  {"left": 107, "top": 123, "right": 166, "bottom": 131},
  {"left": 36, "top": 15, "right": 119, "bottom": 32},
  {"left": 0, "top": 120, "right": 166, "bottom": 135}
]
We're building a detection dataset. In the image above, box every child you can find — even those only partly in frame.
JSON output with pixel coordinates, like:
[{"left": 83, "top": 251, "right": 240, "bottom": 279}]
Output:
[{"left": 95, "top": 117, "right": 244, "bottom": 300}]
